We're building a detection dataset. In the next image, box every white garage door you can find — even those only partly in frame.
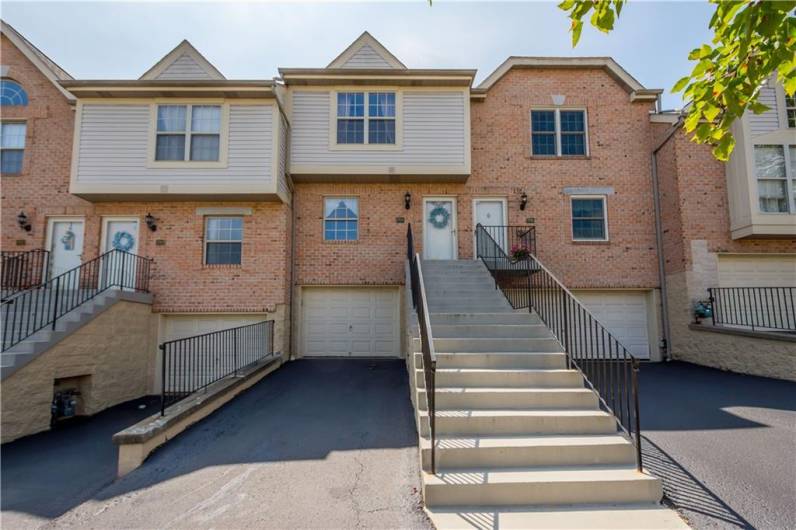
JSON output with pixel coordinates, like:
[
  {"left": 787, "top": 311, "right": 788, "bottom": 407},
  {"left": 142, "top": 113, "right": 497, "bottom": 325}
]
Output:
[
  {"left": 301, "top": 288, "right": 400, "bottom": 357},
  {"left": 163, "top": 314, "right": 267, "bottom": 342},
  {"left": 574, "top": 291, "right": 651, "bottom": 360},
  {"left": 718, "top": 255, "right": 796, "bottom": 287}
]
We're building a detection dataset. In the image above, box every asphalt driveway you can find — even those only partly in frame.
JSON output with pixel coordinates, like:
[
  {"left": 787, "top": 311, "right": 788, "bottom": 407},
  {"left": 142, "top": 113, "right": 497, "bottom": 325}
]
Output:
[
  {"left": 639, "top": 361, "right": 796, "bottom": 530},
  {"left": 2, "top": 359, "right": 430, "bottom": 530}
]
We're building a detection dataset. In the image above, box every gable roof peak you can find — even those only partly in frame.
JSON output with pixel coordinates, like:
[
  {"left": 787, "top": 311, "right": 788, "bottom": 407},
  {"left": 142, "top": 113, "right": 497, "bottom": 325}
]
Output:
[
  {"left": 327, "top": 31, "right": 406, "bottom": 70},
  {"left": 139, "top": 39, "right": 225, "bottom": 80}
]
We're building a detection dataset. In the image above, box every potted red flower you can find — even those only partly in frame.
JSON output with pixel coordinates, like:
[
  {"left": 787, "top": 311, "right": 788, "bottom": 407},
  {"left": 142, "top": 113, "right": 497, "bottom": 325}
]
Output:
[{"left": 510, "top": 243, "right": 531, "bottom": 262}]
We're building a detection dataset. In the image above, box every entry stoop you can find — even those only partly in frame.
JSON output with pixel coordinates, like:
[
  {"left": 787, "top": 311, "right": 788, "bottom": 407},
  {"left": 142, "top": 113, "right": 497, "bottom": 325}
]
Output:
[{"left": 409, "top": 259, "right": 687, "bottom": 529}]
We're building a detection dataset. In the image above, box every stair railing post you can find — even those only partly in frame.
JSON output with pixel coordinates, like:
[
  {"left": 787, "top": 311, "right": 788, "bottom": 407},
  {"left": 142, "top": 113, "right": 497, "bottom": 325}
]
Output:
[
  {"left": 160, "top": 343, "right": 167, "bottom": 416},
  {"left": 51, "top": 276, "right": 61, "bottom": 331},
  {"left": 119, "top": 250, "right": 126, "bottom": 290},
  {"left": 233, "top": 327, "right": 238, "bottom": 376},
  {"left": 632, "top": 358, "right": 642, "bottom": 471}
]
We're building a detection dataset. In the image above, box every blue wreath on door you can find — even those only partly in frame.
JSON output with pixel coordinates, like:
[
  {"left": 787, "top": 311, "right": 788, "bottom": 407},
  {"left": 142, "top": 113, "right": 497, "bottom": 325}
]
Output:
[
  {"left": 112, "top": 231, "right": 135, "bottom": 252},
  {"left": 428, "top": 205, "right": 450, "bottom": 229}
]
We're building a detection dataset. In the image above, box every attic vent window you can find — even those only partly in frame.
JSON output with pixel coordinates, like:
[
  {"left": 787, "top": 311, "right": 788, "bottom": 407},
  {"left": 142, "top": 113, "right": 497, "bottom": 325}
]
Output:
[
  {"left": 336, "top": 91, "right": 395, "bottom": 145},
  {"left": 155, "top": 104, "right": 221, "bottom": 161}
]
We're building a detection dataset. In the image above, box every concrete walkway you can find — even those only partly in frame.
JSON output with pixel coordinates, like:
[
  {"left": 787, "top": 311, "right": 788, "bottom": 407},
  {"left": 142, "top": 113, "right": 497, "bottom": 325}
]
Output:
[
  {"left": 639, "top": 361, "right": 796, "bottom": 530},
  {"left": 2, "top": 359, "right": 430, "bottom": 530}
]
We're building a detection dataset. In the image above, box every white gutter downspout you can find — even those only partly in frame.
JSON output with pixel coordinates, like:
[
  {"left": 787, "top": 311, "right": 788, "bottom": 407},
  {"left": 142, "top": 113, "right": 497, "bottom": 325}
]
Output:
[{"left": 651, "top": 115, "right": 684, "bottom": 362}]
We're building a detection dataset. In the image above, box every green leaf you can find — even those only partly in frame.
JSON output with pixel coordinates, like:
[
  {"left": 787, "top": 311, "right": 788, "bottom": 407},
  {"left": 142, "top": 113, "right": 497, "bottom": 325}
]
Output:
[
  {"left": 712, "top": 133, "right": 736, "bottom": 161},
  {"left": 672, "top": 76, "right": 691, "bottom": 93},
  {"left": 571, "top": 19, "right": 583, "bottom": 47}
]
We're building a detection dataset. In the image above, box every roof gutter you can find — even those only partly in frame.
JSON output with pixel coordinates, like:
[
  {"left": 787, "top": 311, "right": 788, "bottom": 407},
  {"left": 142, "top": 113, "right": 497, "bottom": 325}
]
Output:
[{"left": 650, "top": 115, "right": 684, "bottom": 362}]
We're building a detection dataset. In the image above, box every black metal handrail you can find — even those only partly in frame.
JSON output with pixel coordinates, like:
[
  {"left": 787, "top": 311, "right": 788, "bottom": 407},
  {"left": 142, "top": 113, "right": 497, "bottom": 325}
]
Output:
[
  {"left": 407, "top": 224, "right": 438, "bottom": 473},
  {"left": 475, "top": 224, "right": 540, "bottom": 309},
  {"left": 476, "top": 224, "right": 643, "bottom": 471},
  {"left": 709, "top": 287, "right": 795, "bottom": 332},
  {"left": 160, "top": 320, "right": 275, "bottom": 415},
  {"left": 1, "top": 249, "right": 50, "bottom": 295},
  {"left": 1, "top": 249, "right": 152, "bottom": 351}
]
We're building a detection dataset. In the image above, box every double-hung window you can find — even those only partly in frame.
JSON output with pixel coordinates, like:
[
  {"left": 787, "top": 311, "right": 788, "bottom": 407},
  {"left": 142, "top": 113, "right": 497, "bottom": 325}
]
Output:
[
  {"left": 336, "top": 92, "right": 396, "bottom": 145},
  {"left": 785, "top": 94, "right": 795, "bottom": 129},
  {"left": 571, "top": 196, "right": 608, "bottom": 241},
  {"left": 156, "top": 104, "right": 221, "bottom": 162},
  {"left": 754, "top": 145, "right": 795, "bottom": 213},
  {"left": 205, "top": 217, "right": 243, "bottom": 265},
  {"left": 1, "top": 122, "right": 26, "bottom": 174},
  {"left": 324, "top": 197, "right": 359, "bottom": 241},
  {"left": 531, "top": 109, "right": 588, "bottom": 156}
]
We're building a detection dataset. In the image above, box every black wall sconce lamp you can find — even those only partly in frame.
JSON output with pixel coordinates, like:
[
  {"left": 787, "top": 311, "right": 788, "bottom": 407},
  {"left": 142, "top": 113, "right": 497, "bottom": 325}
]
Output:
[
  {"left": 519, "top": 192, "right": 528, "bottom": 211},
  {"left": 404, "top": 192, "right": 412, "bottom": 210},
  {"left": 17, "top": 211, "right": 31, "bottom": 232},
  {"left": 145, "top": 213, "right": 158, "bottom": 232}
]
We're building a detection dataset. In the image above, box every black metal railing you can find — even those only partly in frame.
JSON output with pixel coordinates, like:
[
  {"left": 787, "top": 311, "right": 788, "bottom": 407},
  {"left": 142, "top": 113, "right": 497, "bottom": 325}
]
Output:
[
  {"left": 476, "top": 224, "right": 643, "bottom": 470},
  {"left": 160, "top": 320, "right": 275, "bottom": 415},
  {"left": 2, "top": 249, "right": 50, "bottom": 295},
  {"left": 475, "top": 224, "right": 539, "bottom": 309},
  {"left": 1, "top": 249, "right": 152, "bottom": 351},
  {"left": 709, "top": 287, "right": 796, "bottom": 332},
  {"left": 407, "top": 224, "right": 438, "bottom": 473}
]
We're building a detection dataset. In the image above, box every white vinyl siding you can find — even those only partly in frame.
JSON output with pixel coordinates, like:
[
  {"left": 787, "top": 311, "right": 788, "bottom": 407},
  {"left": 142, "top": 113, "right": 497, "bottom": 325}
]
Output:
[
  {"left": 748, "top": 83, "right": 781, "bottom": 135},
  {"left": 339, "top": 44, "right": 395, "bottom": 69},
  {"left": 75, "top": 104, "right": 274, "bottom": 184},
  {"left": 155, "top": 53, "right": 216, "bottom": 80},
  {"left": 301, "top": 288, "right": 400, "bottom": 357},
  {"left": 290, "top": 90, "right": 466, "bottom": 169},
  {"left": 277, "top": 113, "right": 290, "bottom": 198}
]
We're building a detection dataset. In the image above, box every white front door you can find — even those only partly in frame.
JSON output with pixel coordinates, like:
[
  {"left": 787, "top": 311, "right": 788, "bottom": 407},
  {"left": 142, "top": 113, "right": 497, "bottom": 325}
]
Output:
[
  {"left": 47, "top": 219, "right": 84, "bottom": 277},
  {"left": 423, "top": 198, "right": 457, "bottom": 260},
  {"left": 102, "top": 218, "right": 140, "bottom": 288},
  {"left": 473, "top": 199, "right": 507, "bottom": 255}
]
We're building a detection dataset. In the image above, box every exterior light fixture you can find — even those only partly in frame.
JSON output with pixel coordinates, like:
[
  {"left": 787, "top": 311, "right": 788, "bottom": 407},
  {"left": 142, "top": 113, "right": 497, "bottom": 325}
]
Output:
[
  {"left": 145, "top": 213, "right": 157, "bottom": 232},
  {"left": 519, "top": 192, "right": 528, "bottom": 211},
  {"left": 17, "top": 211, "right": 31, "bottom": 232},
  {"left": 404, "top": 192, "right": 412, "bottom": 210}
]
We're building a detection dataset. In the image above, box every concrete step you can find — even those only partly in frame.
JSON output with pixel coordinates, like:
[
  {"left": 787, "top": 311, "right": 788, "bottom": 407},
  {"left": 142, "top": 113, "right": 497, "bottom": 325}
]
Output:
[
  {"left": 422, "top": 465, "right": 662, "bottom": 507},
  {"left": 427, "top": 302, "right": 511, "bottom": 313},
  {"left": 430, "top": 368, "right": 584, "bottom": 388},
  {"left": 432, "top": 387, "right": 598, "bottom": 410},
  {"left": 426, "top": 504, "right": 688, "bottom": 529},
  {"left": 431, "top": 312, "right": 541, "bottom": 326},
  {"left": 433, "top": 338, "right": 563, "bottom": 353},
  {"left": 421, "top": 409, "right": 617, "bottom": 436},
  {"left": 420, "top": 434, "right": 636, "bottom": 470},
  {"left": 431, "top": 324, "right": 552, "bottom": 339},
  {"left": 420, "top": 352, "right": 568, "bottom": 370}
]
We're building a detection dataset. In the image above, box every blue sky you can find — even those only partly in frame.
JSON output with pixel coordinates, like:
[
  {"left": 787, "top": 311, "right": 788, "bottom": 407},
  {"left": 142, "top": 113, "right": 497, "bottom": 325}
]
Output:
[{"left": 3, "top": 1, "right": 714, "bottom": 108}]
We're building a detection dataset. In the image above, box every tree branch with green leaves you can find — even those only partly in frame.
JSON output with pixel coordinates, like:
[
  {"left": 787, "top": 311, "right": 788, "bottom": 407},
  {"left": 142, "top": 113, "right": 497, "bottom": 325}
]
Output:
[{"left": 559, "top": 0, "right": 796, "bottom": 160}]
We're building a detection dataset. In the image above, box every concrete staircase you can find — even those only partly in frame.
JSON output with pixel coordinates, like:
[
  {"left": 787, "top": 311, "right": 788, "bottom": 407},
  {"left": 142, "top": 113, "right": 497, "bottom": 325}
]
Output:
[
  {"left": 1, "top": 288, "right": 152, "bottom": 380},
  {"left": 410, "top": 260, "right": 686, "bottom": 529}
]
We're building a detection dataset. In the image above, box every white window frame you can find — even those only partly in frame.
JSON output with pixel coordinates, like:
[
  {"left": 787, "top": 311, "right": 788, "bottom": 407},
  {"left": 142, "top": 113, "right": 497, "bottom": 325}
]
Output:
[
  {"left": 530, "top": 107, "right": 589, "bottom": 157},
  {"left": 570, "top": 195, "right": 609, "bottom": 242},
  {"left": 323, "top": 196, "right": 360, "bottom": 242},
  {"left": 785, "top": 93, "right": 795, "bottom": 129},
  {"left": 203, "top": 216, "right": 243, "bottom": 265},
  {"left": 147, "top": 101, "right": 229, "bottom": 169},
  {"left": 753, "top": 144, "right": 796, "bottom": 214},
  {"left": 329, "top": 90, "right": 402, "bottom": 150},
  {"left": 1, "top": 121, "right": 27, "bottom": 175}
]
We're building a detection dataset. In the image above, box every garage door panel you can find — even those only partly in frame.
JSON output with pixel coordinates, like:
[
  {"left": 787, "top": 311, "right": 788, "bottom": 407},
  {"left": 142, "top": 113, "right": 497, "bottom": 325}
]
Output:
[
  {"left": 718, "top": 255, "right": 796, "bottom": 287},
  {"left": 301, "top": 288, "right": 399, "bottom": 357},
  {"left": 575, "top": 292, "right": 651, "bottom": 360}
]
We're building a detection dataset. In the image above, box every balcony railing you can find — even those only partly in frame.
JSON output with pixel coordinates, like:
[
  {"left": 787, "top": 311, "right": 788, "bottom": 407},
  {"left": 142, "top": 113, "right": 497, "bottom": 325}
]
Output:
[
  {"left": 476, "top": 224, "right": 643, "bottom": 470},
  {"left": 709, "top": 287, "right": 796, "bottom": 332},
  {"left": 160, "top": 320, "right": 275, "bottom": 415},
  {"left": 1, "top": 249, "right": 50, "bottom": 296},
  {"left": 1, "top": 249, "right": 152, "bottom": 351}
]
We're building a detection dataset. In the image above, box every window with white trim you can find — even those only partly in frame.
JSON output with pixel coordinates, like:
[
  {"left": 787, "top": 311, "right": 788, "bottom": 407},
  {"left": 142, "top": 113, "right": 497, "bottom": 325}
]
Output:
[
  {"left": 785, "top": 94, "right": 795, "bottom": 128},
  {"left": 571, "top": 196, "right": 607, "bottom": 241},
  {"left": 1, "top": 122, "right": 26, "bottom": 174},
  {"left": 156, "top": 104, "right": 221, "bottom": 161},
  {"left": 754, "top": 144, "right": 795, "bottom": 213},
  {"left": 205, "top": 217, "right": 242, "bottom": 265},
  {"left": 336, "top": 92, "right": 395, "bottom": 145},
  {"left": 324, "top": 197, "right": 359, "bottom": 241},
  {"left": 531, "top": 109, "right": 587, "bottom": 156}
]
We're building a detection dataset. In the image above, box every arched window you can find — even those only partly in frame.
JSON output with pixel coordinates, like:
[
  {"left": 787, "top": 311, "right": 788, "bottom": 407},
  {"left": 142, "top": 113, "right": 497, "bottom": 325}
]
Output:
[{"left": 0, "top": 80, "right": 29, "bottom": 106}]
